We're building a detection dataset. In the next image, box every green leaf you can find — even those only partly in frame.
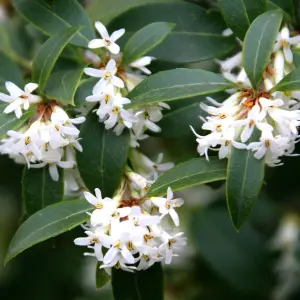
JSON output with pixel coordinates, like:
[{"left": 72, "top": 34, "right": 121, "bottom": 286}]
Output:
[
  {"left": 123, "top": 22, "right": 175, "bottom": 64},
  {"left": 74, "top": 78, "right": 98, "bottom": 107},
  {"left": 44, "top": 60, "right": 85, "bottom": 105},
  {"left": 13, "top": 0, "right": 90, "bottom": 47},
  {"left": 218, "top": 0, "right": 267, "bottom": 40},
  {"left": 226, "top": 132, "right": 265, "bottom": 230},
  {"left": 293, "top": 49, "right": 300, "bottom": 68},
  {"left": 271, "top": 68, "right": 300, "bottom": 92},
  {"left": 4, "top": 199, "right": 92, "bottom": 265},
  {"left": 77, "top": 112, "right": 130, "bottom": 197},
  {"left": 0, "top": 52, "right": 24, "bottom": 88},
  {"left": 96, "top": 262, "right": 110, "bottom": 290},
  {"left": 269, "top": 0, "right": 295, "bottom": 19},
  {"left": 242, "top": 10, "right": 283, "bottom": 89},
  {"left": 22, "top": 167, "right": 64, "bottom": 216},
  {"left": 157, "top": 100, "right": 205, "bottom": 138},
  {"left": 32, "top": 26, "right": 81, "bottom": 94},
  {"left": 0, "top": 107, "right": 35, "bottom": 140},
  {"left": 112, "top": 263, "right": 163, "bottom": 300},
  {"left": 127, "top": 68, "right": 234, "bottom": 108},
  {"left": 87, "top": 0, "right": 179, "bottom": 24},
  {"left": 108, "top": 2, "right": 237, "bottom": 63},
  {"left": 52, "top": 0, "right": 95, "bottom": 41},
  {"left": 149, "top": 158, "right": 227, "bottom": 197}
]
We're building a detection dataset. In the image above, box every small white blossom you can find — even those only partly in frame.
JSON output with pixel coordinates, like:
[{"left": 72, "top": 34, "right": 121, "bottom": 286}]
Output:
[
  {"left": 129, "top": 56, "right": 154, "bottom": 75},
  {"left": 274, "top": 27, "right": 300, "bottom": 63},
  {"left": 89, "top": 21, "right": 125, "bottom": 54},
  {"left": 84, "top": 59, "right": 124, "bottom": 92},
  {"left": 151, "top": 187, "right": 184, "bottom": 227},
  {"left": 0, "top": 82, "right": 40, "bottom": 118}
]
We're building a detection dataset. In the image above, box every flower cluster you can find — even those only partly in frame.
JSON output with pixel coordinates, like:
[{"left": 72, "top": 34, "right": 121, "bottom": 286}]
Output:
[
  {"left": 192, "top": 26, "right": 300, "bottom": 166},
  {"left": 83, "top": 21, "right": 169, "bottom": 147},
  {"left": 74, "top": 183, "right": 185, "bottom": 272},
  {"left": 0, "top": 83, "right": 85, "bottom": 181}
]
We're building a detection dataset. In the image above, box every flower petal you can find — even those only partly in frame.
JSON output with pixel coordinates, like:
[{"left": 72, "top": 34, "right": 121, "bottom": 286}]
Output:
[
  {"left": 88, "top": 39, "right": 106, "bottom": 49},
  {"left": 95, "top": 21, "right": 109, "bottom": 39}
]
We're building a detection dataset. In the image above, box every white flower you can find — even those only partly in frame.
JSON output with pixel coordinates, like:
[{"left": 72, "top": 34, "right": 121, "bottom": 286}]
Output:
[
  {"left": 84, "top": 59, "right": 124, "bottom": 91},
  {"left": 161, "top": 232, "right": 186, "bottom": 264},
  {"left": 88, "top": 21, "right": 125, "bottom": 54},
  {"left": 103, "top": 96, "right": 135, "bottom": 130},
  {"left": 130, "top": 149, "right": 174, "bottom": 180},
  {"left": 2, "top": 105, "right": 84, "bottom": 181},
  {"left": 83, "top": 189, "right": 116, "bottom": 226},
  {"left": 217, "top": 52, "right": 242, "bottom": 73},
  {"left": 0, "top": 82, "right": 40, "bottom": 118},
  {"left": 74, "top": 230, "right": 112, "bottom": 261},
  {"left": 129, "top": 56, "right": 154, "bottom": 75},
  {"left": 274, "top": 27, "right": 300, "bottom": 63},
  {"left": 247, "top": 131, "right": 290, "bottom": 165},
  {"left": 151, "top": 187, "right": 183, "bottom": 226}
]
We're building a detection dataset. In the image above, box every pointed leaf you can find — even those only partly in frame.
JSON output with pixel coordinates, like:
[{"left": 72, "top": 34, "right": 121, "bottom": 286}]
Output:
[
  {"left": 4, "top": 199, "right": 92, "bottom": 265},
  {"left": 149, "top": 158, "right": 227, "bottom": 197},
  {"left": 22, "top": 166, "right": 64, "bottom": 217},
  {"left": 123, "top": 22, "right": 175, "bottom": 64},
  {"left": 52, "top": 0, "right": 95, "bottom": 41},
  {"left": 271, "top": 68, "right": 300, "bottom": 92},
  {"left": 77, "top": 112, "right": 130, "bottom": 197},
  {"left": 13, "top": 0, "right": 91, "bottom": 47},
  {"left": 218, "top": 0, "right": 267, "bottom": 40},
  {"left": 112, "top": 263, "right": 163, "bottom": 300},
  {"left": 96, "top": 262, "right": 110, "bottom": 290},
  {"left": 32, "top": 27, "right": 81, "bottom": 94},
  {"left": 127, "top": 68, "right": 235, "bottom": 108},
  {"left": 242, "top": 10, "right": 283, "bottom": 89},
  {"left": 44, "top": 60, "right": 85, "bottom": 105},
  {"left": 226, "top": 133, "right": 265, "bottom": 230}
]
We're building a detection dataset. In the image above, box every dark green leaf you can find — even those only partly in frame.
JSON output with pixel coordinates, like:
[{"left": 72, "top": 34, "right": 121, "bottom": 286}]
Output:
[
  {"left": 226, "top": 132, "right": 265, "bottom": 230},
  {"left": 87, "top": 0, "right": 179, "bottom": 24},
  {"left": 149, "top": 158, "right": 227, "bottom": 197},
  {"left": 13, "top": 0, "right": 90, "bottom": 47},
  {"left": 271, "top": 68, "right": 300, "bottom": 92},
  {"left": 269, "top": 0, "right": 295, "bottom": 19},
  {"left": 44, "top": 60, "right": 85, "bottom": 105},
  {"left": 96, "top": 262, "right": 110, "bottom": 290},
  {"left": 4, "top": 199, "right": 92, "bottom": 265},
  {"left": 0, "top": 52, "right": 24, "bottom": 88},
  {"left": 0, "top": 107, "right": 35, "bottom": 140},
  {"left": 108, "top": 2, "right": 236, "bottom": 63},
  {"left": 22, "top": 167, "right": 64, "bottom": 216},
  {"left": 52, "top": 0, "right": 95, "bottom": 41},
  {"left": 218, "top": 0, "right": 267, "bottom": 40},
  {"left": 74, "top": 78, "right": 98, "bottom": 107},
  {"left": 243, "top": 10, "right": 283, "bottom": 89},
  {"left": 127, "top": 68, "right": 234, "bottom": 108},
  {"left": 123, "top": 22, "right": 175, "bottom": 64},
  {"left": 77, "top": 112, "right": 130, "bottom": 197},
  {"left": 112, "top": 263, "right": 163, "bottom": 300},
  {"left": 32, "top": 26, "right": 81, "bottom": 94}
]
